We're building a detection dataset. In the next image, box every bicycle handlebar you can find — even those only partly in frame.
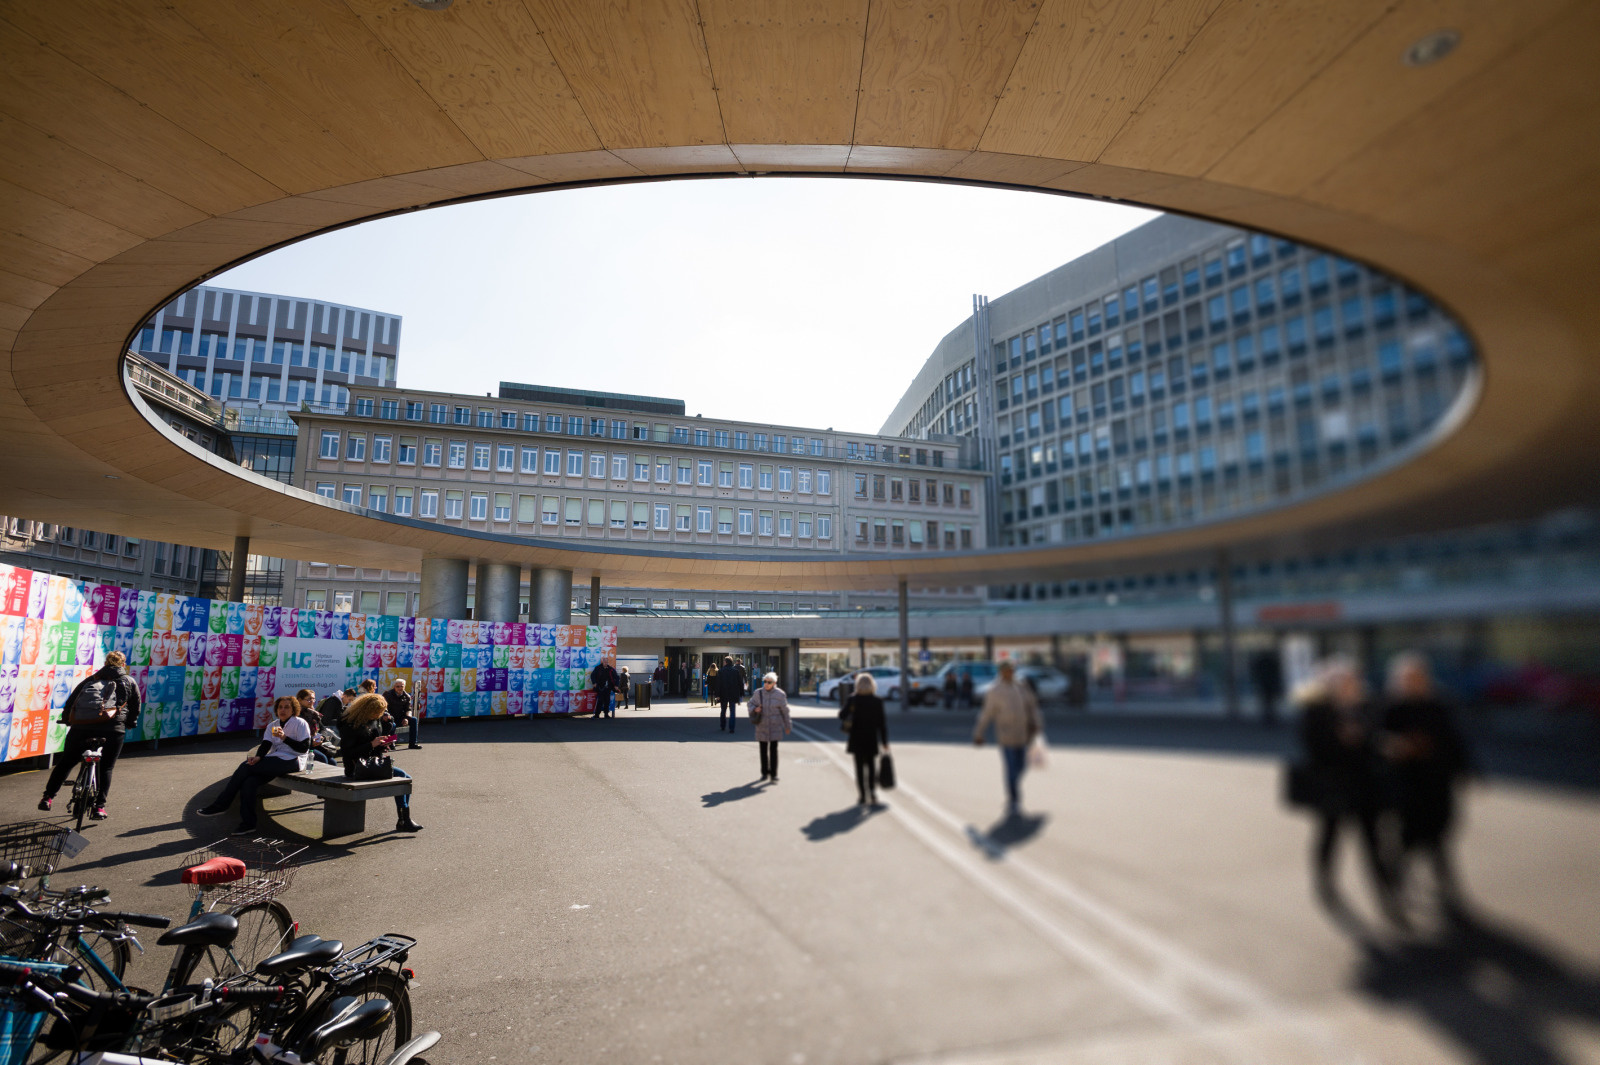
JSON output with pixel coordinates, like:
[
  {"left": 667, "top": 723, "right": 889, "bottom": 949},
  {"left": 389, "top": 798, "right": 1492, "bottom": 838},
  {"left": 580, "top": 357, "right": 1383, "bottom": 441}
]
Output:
[
  {"left": 95, "top": 910, "right": 170, "bottom": 929},
  {"left": 0, "top": 893, "right": 167, "bottom": 930}
]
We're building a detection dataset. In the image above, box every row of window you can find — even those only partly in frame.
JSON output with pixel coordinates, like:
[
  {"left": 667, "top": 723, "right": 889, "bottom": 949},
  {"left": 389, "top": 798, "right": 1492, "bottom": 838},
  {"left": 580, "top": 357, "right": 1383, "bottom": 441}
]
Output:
[
  {"left": 311, "top": 482, "right": 836, "bottom": 540},
  {"left": 345, "top": 400, "right": 950, "bottom": 468},
  {"left": 6, "top": 521, "right": 142, "bottom": 558},
  {"left": 852, "top": 517, "right": 974, "bottom": 550},
  {"left": 851, "top": 472, "right": 973, "bottom": 509},
  {"left": 171, "top": 366, "right": 347, "bottom": 407},
  {"left": 316, "top": 431, "right": 840, "bottom": 493}
]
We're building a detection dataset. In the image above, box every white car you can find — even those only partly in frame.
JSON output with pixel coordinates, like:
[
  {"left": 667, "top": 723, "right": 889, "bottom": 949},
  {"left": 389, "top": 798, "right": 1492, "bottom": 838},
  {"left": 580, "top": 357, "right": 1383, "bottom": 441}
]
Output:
[
  {"left": 818, "top": 666, "right": 905, "bottom": 704},
  {"left": 1016, "top": 666, "right": 1070, "bottom": 701}
]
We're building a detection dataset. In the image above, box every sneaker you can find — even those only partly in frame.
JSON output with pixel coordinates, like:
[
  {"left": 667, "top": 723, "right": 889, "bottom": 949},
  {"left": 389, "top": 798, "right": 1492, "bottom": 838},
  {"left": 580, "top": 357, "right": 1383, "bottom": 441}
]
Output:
[
  {"left": 37, "top": 797, "right": 52, "bottom": 812},
  {"left": 90, "top": 806, "right": 108, "bottom": 820},
  {"left": 230, "top": 824, "right": 256, "bottom": 837},
  {"left": 196, "top": 804, "right": 227, "bottom": 817}
]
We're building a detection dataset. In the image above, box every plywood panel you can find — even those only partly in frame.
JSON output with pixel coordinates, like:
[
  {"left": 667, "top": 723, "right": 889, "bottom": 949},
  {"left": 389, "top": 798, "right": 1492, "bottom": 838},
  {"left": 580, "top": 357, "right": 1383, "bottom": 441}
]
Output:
[
  {"left": 500, "top": 150, "right": 643, "bottom": 184},
  {"left": 0, "top": 180, "right": 146, "bottom": 263},
  {"left": 0, "top": 235, "right": 96, "bottom": 289},
  {"left": 856, "top": 0, "right": 1040, "bottom": 150},
  {"left": 978, "top": 0, "right": 1222, "bottom": 160},
  {"left": 345, "top": 0, "right": 600, "bottom": 159},
  {"left": 733, "top": 144, "right": 851, "bottom": 171},
  {"left": 1099, "top": 0, "right": 1391, "bottom": 176},
  {"left": 521, "top": 0, "right": 725, "bottom": 148},
  {"left": 1207, "top": 0, "right": 1575, "bottom": 195},
  {"left": 699, "top": 0, "right": 866, "bottom": 145},
  {"left": 0, "top": 5, "right": 373, "bottom": 194}
]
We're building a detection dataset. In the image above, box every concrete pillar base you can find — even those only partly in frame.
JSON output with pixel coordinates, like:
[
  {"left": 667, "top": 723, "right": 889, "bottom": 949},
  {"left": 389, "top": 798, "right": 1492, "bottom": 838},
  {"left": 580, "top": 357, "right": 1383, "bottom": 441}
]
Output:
[{"left": 475, "top": 562, "right": 522, "bottom": 623}]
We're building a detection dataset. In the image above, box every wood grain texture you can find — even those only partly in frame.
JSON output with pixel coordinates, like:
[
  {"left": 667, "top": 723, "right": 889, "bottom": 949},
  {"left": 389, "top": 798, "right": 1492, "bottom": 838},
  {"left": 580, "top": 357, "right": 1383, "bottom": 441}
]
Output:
[
  {"left": 699, "top": 0, "right": 867, "bottom": 145},
  {"left": 856, "top": 0, "right": 1040, "bottom": 150}
]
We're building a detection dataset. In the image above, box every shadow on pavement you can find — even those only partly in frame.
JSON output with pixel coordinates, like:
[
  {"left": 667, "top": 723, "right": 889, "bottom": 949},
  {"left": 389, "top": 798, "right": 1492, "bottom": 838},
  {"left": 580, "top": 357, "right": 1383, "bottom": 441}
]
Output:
[
  {"left": 1351, "top": 907, "right": 1600, "bottom": 1065},
  {"left": 801, "top": 805, "right": 880, "bottom": 841},
  {"left": 701, "top": 781, "right": 766, "bottom": 808},
  {"left": 965, "top": 812, "right": 1049, "bottom": 859}
]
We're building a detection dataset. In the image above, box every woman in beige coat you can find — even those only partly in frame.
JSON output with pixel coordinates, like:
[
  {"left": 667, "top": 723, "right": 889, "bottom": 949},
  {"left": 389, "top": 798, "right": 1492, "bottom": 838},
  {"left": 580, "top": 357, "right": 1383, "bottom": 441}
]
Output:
[{"left": 749, "top": 671, "right": 792, "bottom": 783}]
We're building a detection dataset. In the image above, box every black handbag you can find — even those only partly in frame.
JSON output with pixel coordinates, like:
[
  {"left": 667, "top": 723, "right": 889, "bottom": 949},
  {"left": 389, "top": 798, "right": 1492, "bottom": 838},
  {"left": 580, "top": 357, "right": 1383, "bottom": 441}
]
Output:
[
  {"left": 839, "top": 697, "right": 853, "bottom": 734},
  {"left": 348, "top": 755, "right": 393, "bottom": 781},
  {"left": 1283, "top": 760, "right": 1320, "bottom": 808},
  {"left": 748, "top": 690, "right": 764, "bottom": 726},
  {"left": 877, "top": 753, "right": 896, "bottom": 790}
]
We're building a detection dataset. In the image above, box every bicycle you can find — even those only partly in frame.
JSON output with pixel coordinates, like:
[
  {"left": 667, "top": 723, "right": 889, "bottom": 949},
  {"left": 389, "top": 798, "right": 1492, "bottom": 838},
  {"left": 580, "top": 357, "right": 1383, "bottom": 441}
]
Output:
[
  {"left": 64, "top": 748, "right": 104, "bottom": 834},
  {"left": 171, "top": 839, "right": 304, "bottom": 987}
]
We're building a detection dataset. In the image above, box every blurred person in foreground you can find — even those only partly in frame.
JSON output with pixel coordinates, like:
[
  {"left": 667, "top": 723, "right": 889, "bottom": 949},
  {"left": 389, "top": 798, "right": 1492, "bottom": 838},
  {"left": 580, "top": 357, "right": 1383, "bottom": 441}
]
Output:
[
  {"left": 1297, "top": 657, "right": 1398, "bottom": 920},
  {"left": 972, "top": 661, "right": 1044, "bottom": 817},
  {"left": 1382, "top": 653, "right": 1472, "bottom": 913},
  {"left": 843, "top": 673, "right": 890, "bottom": 806}
]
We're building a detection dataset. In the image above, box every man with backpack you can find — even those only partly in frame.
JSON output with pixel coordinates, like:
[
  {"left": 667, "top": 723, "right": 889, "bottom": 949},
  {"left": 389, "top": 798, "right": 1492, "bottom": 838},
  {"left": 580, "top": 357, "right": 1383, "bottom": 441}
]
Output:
[{"left": 38, "top": 651, "right": 141, "bottom": 820}]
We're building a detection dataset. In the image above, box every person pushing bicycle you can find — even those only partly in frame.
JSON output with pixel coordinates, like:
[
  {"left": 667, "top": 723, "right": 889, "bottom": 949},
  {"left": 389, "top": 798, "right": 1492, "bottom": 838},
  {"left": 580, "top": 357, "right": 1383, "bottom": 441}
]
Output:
[{"left": 39, "top": 650, "right": 141, "bottom": 820}]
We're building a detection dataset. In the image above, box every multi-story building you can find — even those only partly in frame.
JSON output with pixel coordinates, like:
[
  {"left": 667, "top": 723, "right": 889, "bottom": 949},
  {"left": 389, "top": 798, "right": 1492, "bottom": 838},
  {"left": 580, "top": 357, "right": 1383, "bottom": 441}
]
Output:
[
  {"left": 283, "top": 382, "right": 987, "bottom": 616},
  {"left": 131, "top": 285, "right": 401, "bottom": 413},
  {"left": 883, "top": 214, "right": 1477, "bottom": 589}
]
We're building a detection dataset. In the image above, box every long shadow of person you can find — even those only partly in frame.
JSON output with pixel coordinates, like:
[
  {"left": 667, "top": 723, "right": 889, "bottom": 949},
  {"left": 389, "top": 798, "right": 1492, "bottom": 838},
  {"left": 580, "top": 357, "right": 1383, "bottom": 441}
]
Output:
[
  {"left": 801, "top": 806, "right": 879, "bottom": 842},
  {"left": 966, "top": 812, "right": 1049, "bottom": 861},
  {"left": 701, "top": 781, "right": 766, "bottom": 808},
  {"left": 1353, "top": 906, "right": 1600, "bottom": 1065}
]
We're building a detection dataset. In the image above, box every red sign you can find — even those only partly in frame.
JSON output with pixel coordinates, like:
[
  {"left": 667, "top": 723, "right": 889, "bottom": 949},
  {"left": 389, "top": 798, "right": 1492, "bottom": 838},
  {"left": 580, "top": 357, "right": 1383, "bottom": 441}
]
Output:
[{"left": 1256, "top": 602, "right": 1342, "bottom": 624}]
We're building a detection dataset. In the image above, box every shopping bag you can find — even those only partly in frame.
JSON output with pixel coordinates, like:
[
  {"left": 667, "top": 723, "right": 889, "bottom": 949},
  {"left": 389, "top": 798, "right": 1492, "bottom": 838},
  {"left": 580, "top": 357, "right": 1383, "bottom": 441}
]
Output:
[{"left": 877, "top": 752, "right": 896, "bottom": 790}]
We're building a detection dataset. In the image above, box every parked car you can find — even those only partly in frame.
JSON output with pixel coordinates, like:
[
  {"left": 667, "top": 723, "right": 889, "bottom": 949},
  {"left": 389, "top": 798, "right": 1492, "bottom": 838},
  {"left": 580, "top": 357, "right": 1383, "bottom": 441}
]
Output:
[
  {"left": 920, "top": 661, "right": 999, "bottom": 706},
  {"left": 1016, "top": 666, "right": 1070, "bottom": 701},
  {"left": 818, "top": 666, "right": 904, "bottom": 704}
]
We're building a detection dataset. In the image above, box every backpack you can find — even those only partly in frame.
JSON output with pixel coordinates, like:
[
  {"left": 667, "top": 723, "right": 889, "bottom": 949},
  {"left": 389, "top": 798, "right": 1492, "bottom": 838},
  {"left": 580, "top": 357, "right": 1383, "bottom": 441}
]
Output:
[{"left": 69, "top": 675, "right": 124, "bottom": 727}]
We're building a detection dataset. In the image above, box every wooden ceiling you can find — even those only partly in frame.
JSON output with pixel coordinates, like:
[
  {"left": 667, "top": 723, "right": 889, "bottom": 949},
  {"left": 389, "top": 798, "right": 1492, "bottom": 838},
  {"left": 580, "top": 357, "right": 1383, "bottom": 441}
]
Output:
[{"left": 2, "top": 0, "right": 1598, "bottom": 590}]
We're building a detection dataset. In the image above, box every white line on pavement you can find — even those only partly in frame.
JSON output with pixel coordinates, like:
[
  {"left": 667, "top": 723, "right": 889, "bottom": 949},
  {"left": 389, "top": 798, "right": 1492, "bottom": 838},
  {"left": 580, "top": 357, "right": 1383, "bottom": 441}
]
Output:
[{"left": 790, "top": 720, "right": 1365, "bottom": 1065}]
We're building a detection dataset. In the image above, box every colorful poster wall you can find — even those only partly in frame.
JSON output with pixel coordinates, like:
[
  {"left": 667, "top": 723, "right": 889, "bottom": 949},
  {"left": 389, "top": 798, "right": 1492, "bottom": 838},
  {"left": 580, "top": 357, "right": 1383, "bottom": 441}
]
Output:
[{"left": 0, "top": 562, "right": 617, "bottom": 763}]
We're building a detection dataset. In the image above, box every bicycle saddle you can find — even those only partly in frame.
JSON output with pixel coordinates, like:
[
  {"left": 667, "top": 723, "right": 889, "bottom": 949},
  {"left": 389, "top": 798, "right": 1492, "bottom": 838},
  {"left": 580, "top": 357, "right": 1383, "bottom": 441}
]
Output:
[
  {"left": 256, "top": 934, "right": 344, "bottom": 978},
  {"left": 181, "top": 857, "right": 247, "bottom": 885},
  {"left": 157, "top": 911, "right": 238, "bottom": 948}
]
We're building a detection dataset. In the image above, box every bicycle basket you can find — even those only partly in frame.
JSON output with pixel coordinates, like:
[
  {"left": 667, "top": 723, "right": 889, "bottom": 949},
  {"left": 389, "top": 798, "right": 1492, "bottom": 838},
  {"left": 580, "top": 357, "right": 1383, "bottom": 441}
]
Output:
[
  {"left": 0, "top": 822, "right": 71, "bottom": 884},
  {"left": 0, "top": 958, "right": 73, "bottom": 1065},
  {"left": 179, "top": 838, "right": 306, "bottom": 909}
]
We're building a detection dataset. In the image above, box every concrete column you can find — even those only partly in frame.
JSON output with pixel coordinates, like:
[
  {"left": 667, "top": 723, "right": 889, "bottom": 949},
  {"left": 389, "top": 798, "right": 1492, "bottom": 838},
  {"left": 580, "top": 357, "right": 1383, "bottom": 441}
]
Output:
[
  {"left": 787, "top": 638, "right": 800, "bottom": 694},
  {"left": 1218, "top": 548, "right": 1240, "bottom": 718},
  {"left": 532, "top": 567, "right": 572, "bottom": 625},
  {"left": 858, "top": 636, "right": 866, "bottom": 669},
  {"left": 984, "top": 634, "right": 994, "bottom": 661},
  {"left": 227, "top": 535, "right": 249, "bottom": 602},
  {"left": 419, "top": 557, "right": 470, "bottom": 620},
  {"left": 474, "top": 562, "right": 521, "bottom": 623},
  {"left": 898, "top": 578, "right": 910, "bottom": 713},
  {"left": 1050, "top": 632, "right": 1063, "bottom": 670},
  {"left": 589, "top": 574, "right": 601, "bottom": 626}
]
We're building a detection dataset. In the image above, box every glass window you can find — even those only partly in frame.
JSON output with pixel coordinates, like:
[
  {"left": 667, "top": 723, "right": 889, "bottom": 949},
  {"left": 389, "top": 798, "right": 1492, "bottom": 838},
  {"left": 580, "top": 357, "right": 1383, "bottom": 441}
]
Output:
[
  {"left": 715, "top": 430, "right": 730, "bottom": 447},
  {"left": 564, "top": 450, "right": 582, "bottom": 476},
  {"left": 817, "top": 515, "right": 831, "bottom": 539},
  {"left": 394, "top": 487, "right": 413, "bottom": 516},
  {"left": 316, "top": 481, "right": 336, "bottom": 498},
  {"left": 521, "top": 446, "right": 538, "bottom": 472},
  {"left": 718, "top": 463, "right": 734, "bottom": 488},
  {"left": 544, "top": 449, "right": 561, "bottom": 474},
  {"left": 696, "top": 506, "right": 712, "bottom": 532},
  {"left": 778, "top": 467, "right": 793, "bottom": 492},
  {"left": 342, "top": 484, "right": 363, "bottom": 506},
  {"left": 444, "top": 491, "right": 464, "bottom": 519},
  {"left": 541, "top": 496, "right": 560, "bottom": 524},
  {"left": 319, "top": 431, "right": 340, "bottom": 459},
  {"left": 697, "top": 460, "right": 712, "bottom": 485},
  {"left": 371, "top": 435, "right": 392, "bottom": 463},
  {"left": 654, "top": 503, "right": 670, "bottom": 530},
  {"left": 797, "top": 469, "right": 811, "bottom": 493},
  {"left": 798, "top": 514, "right": 812, "bottom": 538},
  {"left": 676, "top": 504, "right": 692, "bottom": 531},
  {"left": 477, "top": 409, "right": 494, "bottom": 428},
  {"left": 473, "top": 443, "right": 491, "bottom": 470},
  {"left": 613, "top": 454, "right": 628, "bottom": 479},
  {"left": 656, "top": 460, "right": 671, "bottom": 482},
  {"left": 609, "top": 500, "right": 627, "bottom": 528},
  {"left": 420, "top": 489, "right": 438, "bottom": 517},
  {"left": 759, "top": 465, "right": 773, "bottom": 490},
  {"left": 817, "top": 470, "right": 831, "bottom": 494},
  {"left": 678, "top": 459, "right": 693, "bottom": 484},
  {"left": 738, "top": 509, "right": 753, "bottom": 535},
  {"left": 717, "top": 507, "right": 733, "bottom": 534},
  {"left": 739, "top": 463, "right": 753, "bottom": 488},
  {"left": 494, "top": 493, "right": 511, "bottom": 521},
  {"left": 368, "top": 487, "right": 387, "bottom": 512},
  {"left": 591, "top": 453, "right": 606, "bottom": 478},
  {"left": 448, "top": 442, "right": 466, "bottom": 469},
  {"left": 469, "top": 493, "right": 488, "bottom": 520}
]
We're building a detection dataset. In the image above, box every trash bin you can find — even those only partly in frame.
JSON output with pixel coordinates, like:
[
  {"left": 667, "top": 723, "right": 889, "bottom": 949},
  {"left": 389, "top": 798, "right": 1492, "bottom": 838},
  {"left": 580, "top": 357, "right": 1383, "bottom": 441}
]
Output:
[{"left": 634, "top": 681, "right": 650, "bottom": 710}]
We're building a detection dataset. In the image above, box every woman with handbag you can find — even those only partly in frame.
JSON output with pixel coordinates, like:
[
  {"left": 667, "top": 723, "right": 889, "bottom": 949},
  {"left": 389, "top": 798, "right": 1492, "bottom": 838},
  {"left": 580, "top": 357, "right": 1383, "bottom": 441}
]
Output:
[
  {"left": 749, "top": 671, "right": 792, "bottom": 783},
  {"left": 198, "top": 695, "right": 311, "bottom": 836},
  {"left": 339, "top": 693, "right": 423, "bottom": 832},
  {"left": 843, "top": 673, "right": 890, "bottom": 806}
]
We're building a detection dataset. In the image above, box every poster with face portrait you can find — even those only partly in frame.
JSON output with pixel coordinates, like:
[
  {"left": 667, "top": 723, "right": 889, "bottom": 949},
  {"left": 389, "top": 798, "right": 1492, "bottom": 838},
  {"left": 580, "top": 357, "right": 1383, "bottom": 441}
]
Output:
[{"left": 0, "top": 562, "right": 618, "bottom": 761}]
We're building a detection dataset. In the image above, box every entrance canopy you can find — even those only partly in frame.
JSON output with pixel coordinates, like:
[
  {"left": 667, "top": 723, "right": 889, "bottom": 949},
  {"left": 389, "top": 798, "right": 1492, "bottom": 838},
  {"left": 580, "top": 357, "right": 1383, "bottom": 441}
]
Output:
[{"left": 2, "top": 3, "right": 1597, "bottom": 589}]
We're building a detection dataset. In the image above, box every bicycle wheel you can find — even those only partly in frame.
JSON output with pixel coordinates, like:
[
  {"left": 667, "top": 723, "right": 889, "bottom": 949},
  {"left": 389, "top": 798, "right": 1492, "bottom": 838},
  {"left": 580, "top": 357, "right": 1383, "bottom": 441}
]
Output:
[
  {"left": 51, "top": 930, "right": 130, "bottom": 991},
  {"left": 68, "top": 765, "right": 94, "bottom": 833},
  {"left": 173, "top": 900, "right": 293, "bottom": 985},
  {"left": 317, "top": 968, "right": 412, "bottom": 1065}
]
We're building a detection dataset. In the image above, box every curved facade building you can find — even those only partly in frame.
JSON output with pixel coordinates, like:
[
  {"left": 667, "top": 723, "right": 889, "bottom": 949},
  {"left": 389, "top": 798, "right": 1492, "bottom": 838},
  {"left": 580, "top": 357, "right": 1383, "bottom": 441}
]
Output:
[{"left": 883, "top": 216, "right": 1477, "bottom": 582}]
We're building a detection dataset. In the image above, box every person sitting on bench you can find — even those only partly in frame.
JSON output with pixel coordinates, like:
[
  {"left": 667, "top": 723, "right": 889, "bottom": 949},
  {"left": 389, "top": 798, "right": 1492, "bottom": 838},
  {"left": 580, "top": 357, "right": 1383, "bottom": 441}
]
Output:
[{"left": 339, "top": 693, "right": 423, "bottom": 833}]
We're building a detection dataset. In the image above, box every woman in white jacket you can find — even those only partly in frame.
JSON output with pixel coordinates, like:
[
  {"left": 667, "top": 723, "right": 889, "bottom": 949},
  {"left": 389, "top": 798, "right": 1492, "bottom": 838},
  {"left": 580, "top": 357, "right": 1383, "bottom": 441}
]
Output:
[{"left": 749, "top": 672, "right": 792, "bottom": 783}]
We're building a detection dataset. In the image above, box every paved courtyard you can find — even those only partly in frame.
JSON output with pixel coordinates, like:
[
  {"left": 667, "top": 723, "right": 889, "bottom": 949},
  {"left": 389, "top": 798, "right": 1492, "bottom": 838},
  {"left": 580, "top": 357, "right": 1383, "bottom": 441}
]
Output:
[{"left": 2, "top": 700, "right": 1597, "bottom": 1065}]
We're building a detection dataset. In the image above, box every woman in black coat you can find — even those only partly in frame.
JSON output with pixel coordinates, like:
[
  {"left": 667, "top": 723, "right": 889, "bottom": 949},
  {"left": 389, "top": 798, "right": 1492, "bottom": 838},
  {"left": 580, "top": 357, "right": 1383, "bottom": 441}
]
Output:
[
  {"left": 1297, "top": 657, "right": 1394, "bottom": 918},
  {"left": 842, "top": 673, "right": 890, "bottom": 806},
  {"left": 1382, "top": 653, "right": 1471, "bottom": 908},
  {"left": 338, "top": 693, "right": 423, "bottom": 833}
]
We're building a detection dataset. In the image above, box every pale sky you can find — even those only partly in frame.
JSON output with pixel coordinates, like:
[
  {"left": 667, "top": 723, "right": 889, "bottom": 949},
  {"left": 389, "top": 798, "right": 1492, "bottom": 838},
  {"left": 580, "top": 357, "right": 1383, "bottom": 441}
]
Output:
[{"left": 215, "top": 178, "right": 1157, "bottom": 435}]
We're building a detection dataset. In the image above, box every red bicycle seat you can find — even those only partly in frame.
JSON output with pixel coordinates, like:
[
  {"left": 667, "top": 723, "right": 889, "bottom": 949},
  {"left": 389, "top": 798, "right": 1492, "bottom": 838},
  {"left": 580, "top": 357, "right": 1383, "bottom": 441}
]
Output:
[{"left": 181, "top": 857, "right": 247, "bottom": 885}]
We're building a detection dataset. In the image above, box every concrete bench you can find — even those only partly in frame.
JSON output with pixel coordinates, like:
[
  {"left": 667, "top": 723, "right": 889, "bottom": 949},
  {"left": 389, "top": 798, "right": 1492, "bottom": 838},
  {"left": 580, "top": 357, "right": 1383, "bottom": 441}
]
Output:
[{"left": 278, "top": 762, "right": 412, "bottom": 838}]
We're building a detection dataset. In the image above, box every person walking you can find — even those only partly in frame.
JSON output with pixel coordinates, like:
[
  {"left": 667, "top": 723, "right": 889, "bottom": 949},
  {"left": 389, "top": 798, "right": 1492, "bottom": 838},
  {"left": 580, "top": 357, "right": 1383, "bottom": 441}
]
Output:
[
  {"left": 590, "top": 659, "right": 618, "bottom": 719},
  {"left": 652, "top": 662, "right": 668, "bottom": 699},
  {"left": 618, "top": 666, "right": 632, "bottom": 709},
  {"left": 749, "top": 671, "right": 793, "bottom": 782},
  {"left": 717, "top": 656, "right": 747, "bottom": 733},
  {"left": 843, "top": 673, "right": 890, "bottom": 806},
  {"left": 338, "top": 693, "right": 423, "bottom": 832},
  {"left": 197, "top": 695, "right": 311, "bottom": 835},
  {"left": 704, "top": 661, "right": 717, "bottom": 703},
  {"left": 972, "top": 661, "right": 1043, "bottom": 816},
  {"left": 942, "top": 669, "right": 959, "bottom": 710},
  {"left": 384, "top": 677, "right": 420, "bottom": 748},
  {"left": 959, "top": 670, "right": 975, "bottom": 709},
  {"left": 39, "top": 651, "right": 140, "bottom": 819},
  {"left": 1297, "top": 657, "right": 1397, "bottom": 919},
  {"left": 1251, "top": 648, "right": 1285, "bottom": 727},
  {"left": 1381, "top": 653, "right": 1472, "bottom": 912}
]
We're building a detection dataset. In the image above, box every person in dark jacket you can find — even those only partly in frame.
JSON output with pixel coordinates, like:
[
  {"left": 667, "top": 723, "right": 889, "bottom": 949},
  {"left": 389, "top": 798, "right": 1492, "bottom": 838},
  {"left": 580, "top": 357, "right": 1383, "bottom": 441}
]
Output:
[
  {"left": 384, "top": 677, "right": 419, "bottom": 747},
  {"left": 1250, "top": 648, "right": 1285, "bottom": 727},
  {"left": 590, "top": 661, "right": 618, "bottom": 719},
  {"left": 197, "top": 695, "right": 311, "bottom": 836},
  {"left": 337, "top": 693, "right": 422, "bottom": 832},
  {"left": 1297, "top": 657, "right": 1396, "bottom": 918},
  {"left": 842, "top": 673, "right": 890, "bottom": 806},
  {"left": 39, "top": 652, "right": 140, "bottom": 819},
  {"left": 717, "top": 656, "right": 747, "bottom": 734},
  {"left": 1382, "top": 653, "right": 1471, "bottom": 910}
]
